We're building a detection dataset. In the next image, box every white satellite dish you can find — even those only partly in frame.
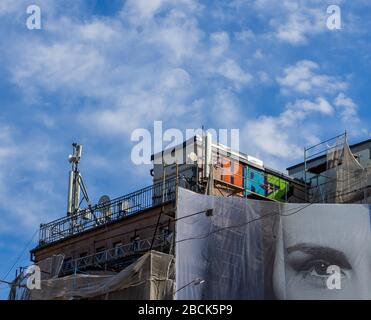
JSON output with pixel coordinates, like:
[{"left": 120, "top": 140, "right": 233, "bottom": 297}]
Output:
[
  {"left": 97, "top": 195, "right": 111, "bottom": 221},
  {"left": 188, "top": 152, "right": 198, "bottom": 162}
]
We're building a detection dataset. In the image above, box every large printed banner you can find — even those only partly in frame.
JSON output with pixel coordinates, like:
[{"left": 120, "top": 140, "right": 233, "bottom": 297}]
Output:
[{"left": 175, "top": 188, "right": 371, "bottom": 300}]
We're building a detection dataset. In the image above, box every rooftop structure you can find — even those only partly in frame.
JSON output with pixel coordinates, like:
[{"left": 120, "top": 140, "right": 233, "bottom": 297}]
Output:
[{"left": 286, "top": 133, "right": 371, "bottom": 203}]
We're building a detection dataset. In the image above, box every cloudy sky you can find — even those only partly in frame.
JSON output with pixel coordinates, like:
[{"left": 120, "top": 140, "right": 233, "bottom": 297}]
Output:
[{"left": 0, "top": 0, "right": 371, "bottom": 298}]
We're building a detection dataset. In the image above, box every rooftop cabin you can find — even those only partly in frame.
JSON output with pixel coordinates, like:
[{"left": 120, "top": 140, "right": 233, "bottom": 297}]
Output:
[
  {"left": 151, "top": 134, "right": 306, "bottom": 202},
  {"left": 31, "top": 135, "right": 306, "bottom": 271}
]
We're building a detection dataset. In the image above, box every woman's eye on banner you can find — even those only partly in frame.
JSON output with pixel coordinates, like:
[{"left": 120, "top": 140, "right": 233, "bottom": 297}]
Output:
[{"left": 285, "top": 243, "right": 352, "bottom": 290}]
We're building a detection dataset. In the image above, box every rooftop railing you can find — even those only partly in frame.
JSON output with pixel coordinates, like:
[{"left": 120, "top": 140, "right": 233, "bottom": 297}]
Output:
[
  {"left": 37, "top": 166, "right": 304, "bottom": 248},
  {"left": 60, "top": 233, "right": 172, "bottom": 275},
  {"left": 38, "top": 178, "right": 177, "bottom": 247}
]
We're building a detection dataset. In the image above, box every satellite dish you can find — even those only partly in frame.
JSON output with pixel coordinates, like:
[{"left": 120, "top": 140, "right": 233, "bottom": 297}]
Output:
[
  {"left": 188, "top": 152, "right": 198, "bottom": 162},
  {"left": 98, "top": 195, "right": 111, "bottom": 219}
]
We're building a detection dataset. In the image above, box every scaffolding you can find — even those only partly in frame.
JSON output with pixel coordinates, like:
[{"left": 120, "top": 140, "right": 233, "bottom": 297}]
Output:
[
  {"left": 304, "top": 132, "right": 370, "bottom": 203},
  {"left": 9, "top": 251, "right": 174, "bottom": 300}
]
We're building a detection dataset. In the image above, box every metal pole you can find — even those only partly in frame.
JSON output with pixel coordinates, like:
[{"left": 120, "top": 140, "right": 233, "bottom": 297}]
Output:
[
  {"left": 175, "top": 162, "right": 179, "bottom": 210},
  {"left": 364, "top": 168, "right": 368, "bottom": 204},
  {"left": 150, "top": 162, "right": 167, "bottom": 250},
  {"left": 304, "top": 146, "right": 307, "bottom": 202}
]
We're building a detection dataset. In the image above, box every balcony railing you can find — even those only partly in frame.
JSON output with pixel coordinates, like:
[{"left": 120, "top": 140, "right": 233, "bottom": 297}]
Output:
[
  {"left": 60, "top": 233, "right": 172, "bottom": 275},
  {"left": 39, "top": 178, "right": 177, "bottom": 246}
]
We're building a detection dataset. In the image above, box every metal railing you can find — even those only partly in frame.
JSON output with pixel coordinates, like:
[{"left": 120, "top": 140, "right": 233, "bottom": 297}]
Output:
[
  {"left": 39, "top": 178, "right": 177, "bottom": 246},
  {"left": 60, "top": 233, "right": 172, "bottom": 275}
]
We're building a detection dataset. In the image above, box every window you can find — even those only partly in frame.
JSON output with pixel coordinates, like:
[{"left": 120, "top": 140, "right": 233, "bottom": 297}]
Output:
[
  {"left": 95, "top": 246, "right": 106, "bottom": 262},
  {"left": 113, "top": 242, "right": 123, "bottom": 256},
  {"left": 63, "top": 257, "right": 73, "bottom": 272},
  {"left": 131, "top": 235, "right": 140, "bottom": 252},
  {"left": 161, "top": 227, "right": 170, "bottom": 240},
  {"left": 79, "top": 252, "right": 89, "bottom": 266}
]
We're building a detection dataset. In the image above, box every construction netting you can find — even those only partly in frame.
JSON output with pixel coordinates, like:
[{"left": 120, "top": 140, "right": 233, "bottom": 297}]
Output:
[
  {"left": 309, "top": 136, "right": 370, "bottom": 203},
  {"left": 9, "top": 251, "right": 174, "bottom": 300},
  {"left": 176, "top": 187, "right": 371, "bottom": 300}
]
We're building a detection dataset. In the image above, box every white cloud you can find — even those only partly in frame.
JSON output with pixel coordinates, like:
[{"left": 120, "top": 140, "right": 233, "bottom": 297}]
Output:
[
  {"left": 277, "top": 60, "right": 348, "bottom": 95},
  {"left": 212, "top": 90, "right": 240, "bottom": 127},
  {"left": 217, "top": 59, "right": 252, "bottom": 88},
  {"left": 122, "top": 0, "right": 202, "bottom": 22},
  {"left": 210, "top": 32, "right": 230, "bottom": 57},
  {"left": 78, "top": 20, "right": 119, "bottom": 42},
  {"left": 125, "top": 0, "right": 166, "bottom": 20},
  {"left": 35, "top": 113, "right": 55, "bottom": 129},
  {"left": 0, "top": 124, "right": 18, "bottom": 164},
  {"left": 288, "top": 97, "right": 333, "bottom": 115},
  {"left": 254, "top": 49, "right": 264, "bottom": 60},
  {"left": 274, "top": 7, "right": 324, "bottom": 45},
  {"left": 149, "top": 12, "right": 204, "bottom": 62},
  {"left": 0, "top": 0, "right": 22, "bottom": 16},
  {"left": 234, "top": 29, "right": 255, "bottom": 42},
  {"left": 7, "top": 0, "right": 256, "bottom": 142},
  {"left": 161, "top": 68, "right": 191, "bottom": 89},
  {"left": 280, "top": 97, "right": 333, "bottom": 126},
  {"left": 13, "top": 42, "right": 105, "bottom": 94},
  {"left": 252, "top": 0, "right": 337, "bottom": 45},
  {"left": 257, "top": 71, "right": 269, "bottom": 83},
  {"left": 334, "top": 93, "right": 359, "bottom": 123},
  {"left": 0, "top": 122, "right": 64, "bottom": 236},
  {"left": 242, "top": 96, "right": 334, "bottom": 164},
  {"left": 243, "top": 116, "right": 303, "bottom": 160}
]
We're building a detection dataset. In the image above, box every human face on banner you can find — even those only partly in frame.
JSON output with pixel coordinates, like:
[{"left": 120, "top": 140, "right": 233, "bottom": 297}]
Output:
[{"left": 273, "top": 204, "right": 371, "bottom": 299}]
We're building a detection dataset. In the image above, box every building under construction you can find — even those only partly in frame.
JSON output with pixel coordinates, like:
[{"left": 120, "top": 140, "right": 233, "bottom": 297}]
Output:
[
  {"left": 8, "top": 132, "right": 371, "bottom": 300},
  {"left": 287, "top": 133, "right": 371, "bottom": 203}
]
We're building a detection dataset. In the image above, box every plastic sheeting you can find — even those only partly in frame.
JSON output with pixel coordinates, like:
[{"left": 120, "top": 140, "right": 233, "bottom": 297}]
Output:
[
  {"left": 310, "top": 137, "right": 370, "bottom": 203},
  {"left": 11, "top": 251, "right": 174, "bottom": 300},
  {"left": 176, "top": 188, "right": 371, "bottom": 300},
  {"left": 322, "top": 138, "right": 364, "bottom": 203}
]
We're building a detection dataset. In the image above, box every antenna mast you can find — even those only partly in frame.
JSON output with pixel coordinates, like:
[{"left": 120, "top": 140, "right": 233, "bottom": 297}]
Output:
[{"left": 67, "top": 143, "right": 92, "bottom": 216}]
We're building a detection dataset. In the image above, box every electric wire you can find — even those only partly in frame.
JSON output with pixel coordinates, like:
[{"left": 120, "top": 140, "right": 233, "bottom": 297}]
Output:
[
  {"left": 0, "top": 229, "right": 38, "bottom": 283},
  {"left": 175, "top": 202, "right": 314, "bottom": 244}
]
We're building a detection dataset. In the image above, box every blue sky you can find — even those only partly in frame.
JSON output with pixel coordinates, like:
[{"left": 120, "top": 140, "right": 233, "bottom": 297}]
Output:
[{"left": 0, "top": 0, "right": 371, "bottom": 299}]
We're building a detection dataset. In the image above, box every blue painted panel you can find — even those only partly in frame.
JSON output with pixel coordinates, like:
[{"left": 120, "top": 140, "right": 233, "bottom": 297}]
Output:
[{"left": 244, "top": 166, "right": 266, "bottom": 197}]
